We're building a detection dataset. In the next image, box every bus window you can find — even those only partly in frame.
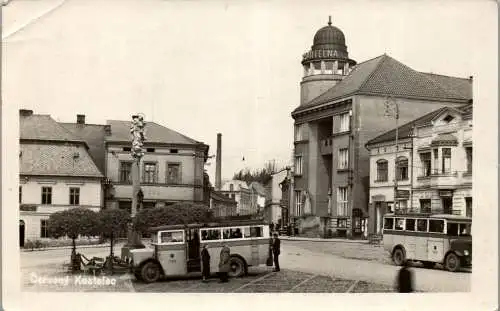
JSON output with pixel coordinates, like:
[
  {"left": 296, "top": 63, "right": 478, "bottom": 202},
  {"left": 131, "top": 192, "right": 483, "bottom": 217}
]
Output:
[
  {"left": 429, "top": 220, "right": 444, "bottom": 233},
  {"left": 383, "top": 217, "right": 394, "bottom": 230},
  {"left": 405, "top": 218, "right": 416, "bottom": 231},
  {"left": 201, "top": 229, "right": 221, "bottom": 241},
  {"left": 395, "top": 218, "right": 404, "bottom": 230},
  {"left": 416, "top": 219, "right": 428, "bottom": 232},
  {"left": 446, "top": 222, "right": 460, "bottom": 236},
  {"left": 459, "top": 223, "right": 471, "bottom": 236},
  {"left": 159, "top": 230, "right": 184, "bottom": 244},
  {"left": 242, "top": 226, "right": 251, "bottom": 238},
  {"left": 250, "top": 226, "right": 263, "bottom": 237},
  {"left": 222, "top": 227, "right": 244, "bottom": 239}
]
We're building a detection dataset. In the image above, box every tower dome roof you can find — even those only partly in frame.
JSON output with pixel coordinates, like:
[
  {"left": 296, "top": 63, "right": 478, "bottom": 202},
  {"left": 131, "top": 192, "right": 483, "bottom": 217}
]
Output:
[{"left": 311, "top": 17, "right": 347, "bottom": 52}]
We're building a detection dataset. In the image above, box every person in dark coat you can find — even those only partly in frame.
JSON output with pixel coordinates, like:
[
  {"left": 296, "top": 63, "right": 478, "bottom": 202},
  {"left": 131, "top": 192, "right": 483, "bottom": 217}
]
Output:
[
  {"left": 218, "top": 245, "right": 231, "bottom": 283},
  {"left": 271, "top": 233, "right": 281, "bottom": 272},
  {"left": 397, "top": 261, "right": 414, "bottom": 293},
  {"left": 201, "top": 244, "right": 210, "bottom": 282}
]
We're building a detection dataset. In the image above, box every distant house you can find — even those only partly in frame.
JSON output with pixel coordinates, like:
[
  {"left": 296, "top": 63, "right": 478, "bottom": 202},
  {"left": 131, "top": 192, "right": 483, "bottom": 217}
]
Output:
[
  {"left": 264, "top": 170, "right": 290, "bottom": 225},
  {"left": 19, "top": 110, "right": 103, "bottom": 245},
  {"left": 249, "top": 181, "right": 267, "bottom": 215},
  {"left": 220, "top": 180, "right": 255, "bottom": 215},
  {"left": 210, "top": 190, "right": 237, "bottom": 217}
]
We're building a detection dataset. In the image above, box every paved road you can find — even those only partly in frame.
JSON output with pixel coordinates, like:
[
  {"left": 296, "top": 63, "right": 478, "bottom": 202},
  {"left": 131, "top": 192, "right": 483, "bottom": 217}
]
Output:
[
  {"left": 281, "top": 241, "right": 470, "bottom": 292},
  {"left": 21, "top": 240, "right": 470, "bottom": 292}
]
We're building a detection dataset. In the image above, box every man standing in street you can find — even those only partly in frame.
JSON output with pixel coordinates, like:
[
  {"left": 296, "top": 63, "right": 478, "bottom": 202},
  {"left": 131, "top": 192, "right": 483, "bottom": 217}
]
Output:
[
  {"left": 201, "top": 244, "right": 210, "bottom": 282},
  {"left": 271, "top": 233, "right": 280, "bottom": 272}
]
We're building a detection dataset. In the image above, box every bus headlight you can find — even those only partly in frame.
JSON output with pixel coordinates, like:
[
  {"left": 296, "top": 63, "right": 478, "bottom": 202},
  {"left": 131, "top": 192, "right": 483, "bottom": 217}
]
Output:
[{"left": 464, "top": 250, "right": 469, "bottom": 256}]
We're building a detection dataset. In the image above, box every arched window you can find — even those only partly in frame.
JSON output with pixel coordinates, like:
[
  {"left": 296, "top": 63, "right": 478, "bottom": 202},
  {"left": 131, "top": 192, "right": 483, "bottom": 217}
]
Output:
[
  {"left": 396, "top": 156, "right": 409, "bottom": 181},
  {"left": 376, "top": 159, "right": 388, "bottom": 182}
]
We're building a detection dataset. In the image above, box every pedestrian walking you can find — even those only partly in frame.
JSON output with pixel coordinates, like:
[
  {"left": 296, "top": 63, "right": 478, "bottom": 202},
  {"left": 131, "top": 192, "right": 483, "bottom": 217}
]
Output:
[
  {"left": 218, "top": 244, "right": 231, "bottom": 283},
  {"left": 271, "top": 232, "right": 281, "bottom": 272},
  {"left": 201, "top": 244, "right": 210, "bottom": 282},
  {"left": 396, "top": 261, "right": 414, "bottom": 293}
]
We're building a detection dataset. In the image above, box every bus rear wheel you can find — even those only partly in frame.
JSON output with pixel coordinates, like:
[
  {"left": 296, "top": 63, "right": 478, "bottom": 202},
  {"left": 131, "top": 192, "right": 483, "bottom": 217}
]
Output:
[
  {"left": 445, "top": 253, "right": 461, "bottom": 272},
  {"left": 141, "top": 261, "right": 161, "bottom": 283},
  {"left": 228, "top": 257, "right": 245, "bottom": 278},
  {"left": 392, "top": 248, "right": 406, "bottom": 266}
]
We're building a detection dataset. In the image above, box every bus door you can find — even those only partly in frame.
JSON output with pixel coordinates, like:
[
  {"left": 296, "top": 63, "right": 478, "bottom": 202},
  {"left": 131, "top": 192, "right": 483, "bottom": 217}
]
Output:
[
  {"left": 427, "top": 219, "right": 445, "bottom": 262},
  {"left": 186, "top": 229, "right": 201, "bottom": 272},
  {"left": 156, "top": 230, "right": 187, "bottom": 276},
  {"left": 427, "top": 239, "right": 444, "bottom": 262}
]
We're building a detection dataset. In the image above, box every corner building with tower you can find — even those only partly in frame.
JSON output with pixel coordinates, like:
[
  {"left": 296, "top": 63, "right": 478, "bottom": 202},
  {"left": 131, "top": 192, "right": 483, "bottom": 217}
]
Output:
[{"left": 290, "top": 17, "right": 472, "bottom": 238}]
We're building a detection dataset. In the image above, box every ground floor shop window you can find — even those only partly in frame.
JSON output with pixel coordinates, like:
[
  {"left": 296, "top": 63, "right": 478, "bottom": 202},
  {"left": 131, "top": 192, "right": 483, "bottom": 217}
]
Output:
[{"left": 420, "top": 199, "right": 431, "bottom": 213}]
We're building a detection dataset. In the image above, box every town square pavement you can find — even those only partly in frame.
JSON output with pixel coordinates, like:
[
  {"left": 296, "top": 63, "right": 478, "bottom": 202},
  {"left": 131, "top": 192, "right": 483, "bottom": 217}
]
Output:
[{"left": 21, "top": 240, "right": 470, "bottom": 292}]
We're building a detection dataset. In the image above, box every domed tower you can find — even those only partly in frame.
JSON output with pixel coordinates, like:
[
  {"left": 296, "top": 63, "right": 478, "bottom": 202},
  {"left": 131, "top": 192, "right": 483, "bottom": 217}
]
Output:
[{"left": 300, "top": 16, "right": 357, "bottom": 106}]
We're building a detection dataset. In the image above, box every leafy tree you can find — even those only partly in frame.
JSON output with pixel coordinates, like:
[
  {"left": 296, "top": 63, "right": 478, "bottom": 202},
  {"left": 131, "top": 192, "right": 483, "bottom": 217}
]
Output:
[
  {"left": 133, "top": 203, "right": 214, "bottom": 233},
  {"left": 233, "top": 160, "right": 280, "bottom": 185},
  {"left": 97, "top": 208, "right": 130, "bottom": 274},
  {"left": 48, "top": 208, "right": 99, "bottom": 271}
]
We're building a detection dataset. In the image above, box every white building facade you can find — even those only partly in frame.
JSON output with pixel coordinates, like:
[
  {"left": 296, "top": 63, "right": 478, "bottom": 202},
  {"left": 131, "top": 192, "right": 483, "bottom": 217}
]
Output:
[
  {"left": 104, "top": 120, "right": 209, "bottom": 211},
  {"left": 19, "top": 110, "right": 103, "bottom": 244},
  {"left": 366, "top": 104, "right": 473, "bottom": 235}
]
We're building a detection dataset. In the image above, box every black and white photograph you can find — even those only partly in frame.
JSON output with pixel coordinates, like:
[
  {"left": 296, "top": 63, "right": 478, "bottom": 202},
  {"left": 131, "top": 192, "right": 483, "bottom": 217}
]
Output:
[{"left": 1, "top": 0, "right": 497, "bottom": 310}]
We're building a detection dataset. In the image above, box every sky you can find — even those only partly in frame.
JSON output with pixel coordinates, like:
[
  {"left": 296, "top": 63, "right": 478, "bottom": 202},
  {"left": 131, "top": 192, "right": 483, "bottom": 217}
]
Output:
[{"left": 3, "top": 0, "right": 496, "bottom": 182}]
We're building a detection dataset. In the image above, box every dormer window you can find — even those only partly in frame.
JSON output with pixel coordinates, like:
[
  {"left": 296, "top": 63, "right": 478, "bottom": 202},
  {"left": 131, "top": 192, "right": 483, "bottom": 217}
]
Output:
[{"left": 443, "top": 115, "right": 454, "bottom": 123}]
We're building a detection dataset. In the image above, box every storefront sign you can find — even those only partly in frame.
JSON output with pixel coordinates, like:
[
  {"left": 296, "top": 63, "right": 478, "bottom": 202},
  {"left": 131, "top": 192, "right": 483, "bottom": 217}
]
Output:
[
  {"left": 395, "top": 190, "right": 410, "bottom": 199},
  {"left": 302, "top": 49, "right": 347, "bottom": 61},
  {"left": 20, "top": 204, "right": 37, "bottom": 212},
  {"left": 439, "top": 190, "right": 454, "bottom": 197}
]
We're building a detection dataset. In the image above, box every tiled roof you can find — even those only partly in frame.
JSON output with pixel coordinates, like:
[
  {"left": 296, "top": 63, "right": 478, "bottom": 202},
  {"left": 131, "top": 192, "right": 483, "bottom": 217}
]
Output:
[
  {"left": 105, "top": 120, "right": 201, "bottom": 145},
  {"left": 59, "top": 123, "right": 107, "bottom": 174},
  {"left": 365, "top": 104, "right": 472, "bottom": 147},
  {"left": 293, "top": 54, "right": 472, "bottom": 115},
  {"left": 20, "top": 143, "right": 103, "bottom": 177},
  {"left": 20, "top": 114, "right": 84, "bottom": 143},
  {"left": 211, "top": 190, "right": 237, "bottom": 204}
]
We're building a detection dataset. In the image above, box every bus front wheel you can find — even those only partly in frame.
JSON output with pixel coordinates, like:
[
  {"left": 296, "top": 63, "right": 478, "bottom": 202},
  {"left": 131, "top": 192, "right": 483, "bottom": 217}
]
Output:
[
  {"left": 228, "top": 257, "right": 245, "bottom": 278},
  {"left": 445, "top": 253, "right": 461, "bottom": 272},
  {"left": 141, "top": 261, "right": 161, "bottom": 283},
  {"left": 392, "top": 248, "right": 406, "bottom": 266}
]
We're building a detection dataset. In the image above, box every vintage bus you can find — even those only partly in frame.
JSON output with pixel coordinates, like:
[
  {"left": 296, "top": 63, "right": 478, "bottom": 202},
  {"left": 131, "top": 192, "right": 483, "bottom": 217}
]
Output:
[
  {"left": 129, "top": 220, "right": 271, "bottom": 283},
  {"left": 383, "top": 213, "right": 472, "bottom": 272}
]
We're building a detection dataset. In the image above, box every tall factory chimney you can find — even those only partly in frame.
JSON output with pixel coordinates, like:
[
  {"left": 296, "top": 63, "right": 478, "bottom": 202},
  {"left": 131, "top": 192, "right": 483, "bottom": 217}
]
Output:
[{"left": 215, "top": 133, "right": 222, "bottom": 190}]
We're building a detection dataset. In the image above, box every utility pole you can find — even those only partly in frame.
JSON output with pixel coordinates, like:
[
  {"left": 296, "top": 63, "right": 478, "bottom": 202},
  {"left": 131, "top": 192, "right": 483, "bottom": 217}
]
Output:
[
  {"left": 385, "top": 97, "right": 400, "bottom": 213},
  {"left": 122, "top": 114, "right": 146, "bottom": 260}
]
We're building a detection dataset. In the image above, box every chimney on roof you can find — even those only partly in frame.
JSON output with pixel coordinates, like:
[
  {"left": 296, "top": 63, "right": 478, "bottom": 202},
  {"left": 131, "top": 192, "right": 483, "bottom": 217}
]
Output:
[
  {"left": 77, "top": 114, "right": 85, "bottom": 124},
  {"left": 215, "top": 133, "right": 222, "bottom": 191},
  {"left": 19, "top": 109, "right": 33, "bottom": 117},
  {"left": 104, "top": 125, "right": 111, "bottom": 136}
]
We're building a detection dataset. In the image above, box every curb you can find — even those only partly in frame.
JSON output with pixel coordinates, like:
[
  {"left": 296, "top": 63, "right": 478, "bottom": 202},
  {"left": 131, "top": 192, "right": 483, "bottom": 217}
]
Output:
[
  {"left": 280, "top": 237, "right": 369, "bottom": 244},
  {"left": 21, "top": 243, "right": 111, "bottom": 252}
]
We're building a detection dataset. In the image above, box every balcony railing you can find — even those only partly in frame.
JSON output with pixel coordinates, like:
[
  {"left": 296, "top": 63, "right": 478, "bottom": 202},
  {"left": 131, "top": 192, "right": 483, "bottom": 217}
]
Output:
[{"left": 393, "top": 208, "right": 462, "bottom": 216}]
